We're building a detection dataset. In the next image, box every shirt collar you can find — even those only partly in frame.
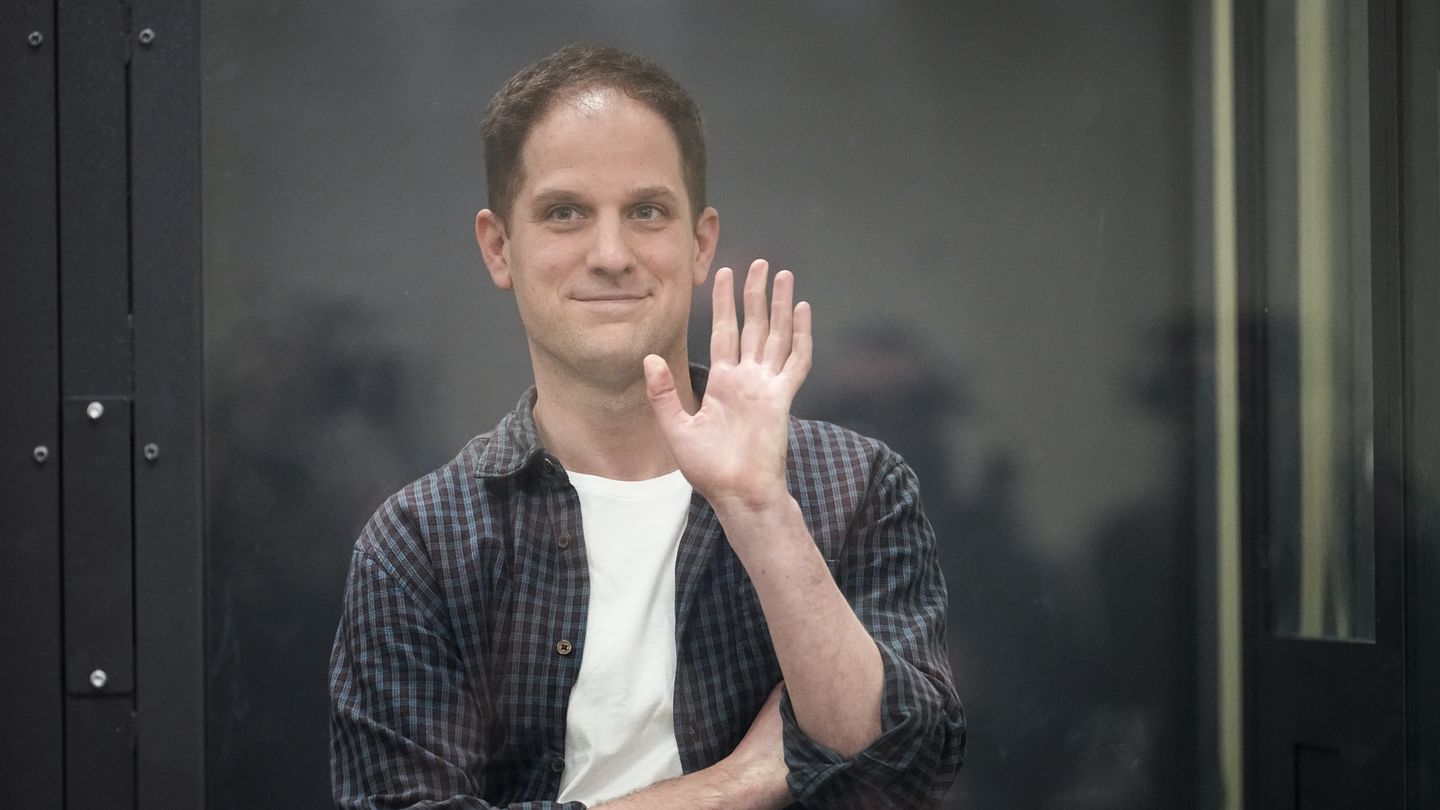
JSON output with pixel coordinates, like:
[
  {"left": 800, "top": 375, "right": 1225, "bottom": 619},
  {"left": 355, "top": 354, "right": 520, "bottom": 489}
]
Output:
[{"left": 473, "top": 364, "right": 710, "bottom": 480}]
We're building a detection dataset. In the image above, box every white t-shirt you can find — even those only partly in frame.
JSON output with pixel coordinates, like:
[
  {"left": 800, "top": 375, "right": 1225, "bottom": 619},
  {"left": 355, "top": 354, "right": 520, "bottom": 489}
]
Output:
[{"left": 555, "top": 469, "right": 693, "bottom": 806}]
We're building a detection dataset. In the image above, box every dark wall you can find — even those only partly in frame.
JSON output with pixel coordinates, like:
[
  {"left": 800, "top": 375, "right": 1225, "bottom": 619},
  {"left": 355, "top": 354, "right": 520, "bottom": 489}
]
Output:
[{"left": 201, "top": 2, "right": 1198, "bottom": 807}]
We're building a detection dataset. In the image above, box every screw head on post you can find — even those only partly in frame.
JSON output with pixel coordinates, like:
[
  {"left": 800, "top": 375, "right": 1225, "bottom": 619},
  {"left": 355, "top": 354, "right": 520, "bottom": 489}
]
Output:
[
  {"left": 89, "top": 670, "right": 108, "bottom": 690},
  {"left": 27, "top": 31, "right": 43, "bottom": 47},
  {"left": 138, "top": 28, "right": 155, "bottom": 46},
  {"left": 86, "top": 401, "right": 104, "bottom": 421}
]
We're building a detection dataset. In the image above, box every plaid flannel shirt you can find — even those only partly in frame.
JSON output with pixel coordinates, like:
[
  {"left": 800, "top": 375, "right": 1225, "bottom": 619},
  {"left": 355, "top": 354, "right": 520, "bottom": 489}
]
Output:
[{"left": 330, "top": 368, "right": 965, "bottom": 808}]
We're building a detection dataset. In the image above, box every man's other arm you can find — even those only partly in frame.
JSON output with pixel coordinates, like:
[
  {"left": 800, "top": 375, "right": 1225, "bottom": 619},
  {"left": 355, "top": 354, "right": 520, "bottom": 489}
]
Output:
[{"left": 594, "top": 685, "right": 790, "bottom": 809}]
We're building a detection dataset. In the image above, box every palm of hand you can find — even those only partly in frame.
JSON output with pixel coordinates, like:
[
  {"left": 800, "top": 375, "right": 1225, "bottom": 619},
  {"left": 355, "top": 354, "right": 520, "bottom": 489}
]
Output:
[{"left": 643, "top": 260, "right": 812, "bottom": 509}]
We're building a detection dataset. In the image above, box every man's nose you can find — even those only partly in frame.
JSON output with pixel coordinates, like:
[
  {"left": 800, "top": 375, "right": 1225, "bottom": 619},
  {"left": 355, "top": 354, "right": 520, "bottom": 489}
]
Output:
[{"left": 586, "top": 214, "right": 633, "bottom": 276}]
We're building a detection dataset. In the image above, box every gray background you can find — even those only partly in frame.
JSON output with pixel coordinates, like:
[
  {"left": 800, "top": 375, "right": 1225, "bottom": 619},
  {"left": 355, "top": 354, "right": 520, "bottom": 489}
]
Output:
[{"left": 202, "top": 2, "right": 1203, "bottom": 806}]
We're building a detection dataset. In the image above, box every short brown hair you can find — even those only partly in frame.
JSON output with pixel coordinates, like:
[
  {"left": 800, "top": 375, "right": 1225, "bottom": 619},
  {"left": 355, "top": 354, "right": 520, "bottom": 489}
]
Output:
[{"left": 481, "top": 44, "right": 707, "bottom": 223}]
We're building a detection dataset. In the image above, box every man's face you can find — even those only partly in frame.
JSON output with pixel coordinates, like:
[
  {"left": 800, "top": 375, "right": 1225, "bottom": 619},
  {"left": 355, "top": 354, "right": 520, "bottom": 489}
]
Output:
[{"left": 476, "top": 88, "right": 719, "bottom": 390}]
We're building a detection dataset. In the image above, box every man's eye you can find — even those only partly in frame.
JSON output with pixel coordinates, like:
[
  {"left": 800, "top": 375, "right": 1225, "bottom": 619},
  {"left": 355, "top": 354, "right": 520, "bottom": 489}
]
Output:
[
  {"left": 547, "top": 206, "right": 580, "bottom": 221},
  {"left": 632, "top": 204, "right": 662, "bottom": 220}
]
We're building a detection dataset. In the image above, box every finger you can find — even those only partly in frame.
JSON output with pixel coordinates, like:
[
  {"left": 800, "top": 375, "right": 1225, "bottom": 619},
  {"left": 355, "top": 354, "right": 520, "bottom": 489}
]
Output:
[
  {"left": 643, "top": 354, "right": 689, "bottom": 436},
  {"left": 710, "top": 266, "right": 738, "bottom": 366},
  {"left": 763, "top": 270, "right": 795, "bottom": 372},
  {"left": 781, "top": 301, "right": 813, "bottom": 387},
  {"left": 739, "top": 259, "right": 770, "bottom": 362}
]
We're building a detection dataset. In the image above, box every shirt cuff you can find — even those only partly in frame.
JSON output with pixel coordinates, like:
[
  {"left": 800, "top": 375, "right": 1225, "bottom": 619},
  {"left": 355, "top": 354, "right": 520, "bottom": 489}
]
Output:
[{"left": 778, "top": 642, "right": 962, "bottom": 804}]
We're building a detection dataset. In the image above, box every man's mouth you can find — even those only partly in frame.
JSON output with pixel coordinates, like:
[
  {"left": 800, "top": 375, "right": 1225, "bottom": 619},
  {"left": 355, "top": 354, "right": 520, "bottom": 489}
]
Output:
[{"left": 573, "top": 293, "right": 647, "bottom": 302}]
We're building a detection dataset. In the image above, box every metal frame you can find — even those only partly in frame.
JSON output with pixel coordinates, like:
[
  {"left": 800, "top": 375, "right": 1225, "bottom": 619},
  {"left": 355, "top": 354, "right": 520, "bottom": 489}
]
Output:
[
  {"left": 129, "top": 1, "right": 204, "bottom": 807},
  {"left": 1231, "top": 10, "right": 1268, "bottom": 802},
  {"left": 0, "top": 0, "right": 202, "bottom": 806},
  {"left": 57, "top": 0, "right": 142, "bottom": 802},
  {"left": 0, "top": 0, "right": 63, "bottom": 805},
  {"left": 1235, "top": 0, "right": 1409, "bottom": 806},
  {"left": 1400, "top": 0, "right": 1440, "bottom": 805}
]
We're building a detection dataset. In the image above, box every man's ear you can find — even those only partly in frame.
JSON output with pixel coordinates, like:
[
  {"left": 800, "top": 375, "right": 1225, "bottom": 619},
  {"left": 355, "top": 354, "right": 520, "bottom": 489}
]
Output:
[
  {"left": 691, "top": 206, "right": 720, "bottom": 286},
  {"left": 475, "top": 209, "right": 513, "bottom": 290}
]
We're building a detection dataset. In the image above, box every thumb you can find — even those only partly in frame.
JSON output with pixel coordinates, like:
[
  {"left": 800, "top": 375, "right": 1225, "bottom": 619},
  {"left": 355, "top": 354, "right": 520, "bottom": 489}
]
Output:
[{"left": 643, "top": 355, "right": 688, "bottom": 429}]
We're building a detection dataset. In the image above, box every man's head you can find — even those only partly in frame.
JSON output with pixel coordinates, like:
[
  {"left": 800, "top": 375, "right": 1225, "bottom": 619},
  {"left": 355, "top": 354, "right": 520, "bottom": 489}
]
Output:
[
  {"left": 473, "top": 45, "right": 720, "bottom": 393},
  {"left": 481, "top": 43, "right": 708, "bottom": 225}
]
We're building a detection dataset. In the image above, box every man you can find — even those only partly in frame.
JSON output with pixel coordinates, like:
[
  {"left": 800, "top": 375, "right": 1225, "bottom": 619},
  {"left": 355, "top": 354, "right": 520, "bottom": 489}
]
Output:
[{"left": 330, "top": 44, "right": 964, "bottom": 808}]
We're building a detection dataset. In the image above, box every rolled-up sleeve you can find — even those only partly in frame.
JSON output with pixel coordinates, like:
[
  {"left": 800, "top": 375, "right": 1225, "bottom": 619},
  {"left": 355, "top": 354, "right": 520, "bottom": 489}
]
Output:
[{"left": 779, "top": 450, "right": 966, "bottom": 807}]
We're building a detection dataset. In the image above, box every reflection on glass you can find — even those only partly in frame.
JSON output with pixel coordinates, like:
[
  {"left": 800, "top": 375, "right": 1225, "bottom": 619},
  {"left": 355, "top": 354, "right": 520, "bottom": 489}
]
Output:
[
  {"left": 1264, "top": 0, "right": 1375, "bottom": 641},
  {"left": 200, "top": 3, "right": 1205, "bottom": 806}
]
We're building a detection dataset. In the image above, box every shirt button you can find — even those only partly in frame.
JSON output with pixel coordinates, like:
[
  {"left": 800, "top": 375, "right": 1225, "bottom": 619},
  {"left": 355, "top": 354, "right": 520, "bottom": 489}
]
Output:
[
  {"left": 557, "top": 533, "right": 572, "bottom": 549},
  {"left": 550, "top": 755, "right": 565, "bottom": 773},
  {"left": 555, "top": 639, "right": 573, "bottom": 655}
]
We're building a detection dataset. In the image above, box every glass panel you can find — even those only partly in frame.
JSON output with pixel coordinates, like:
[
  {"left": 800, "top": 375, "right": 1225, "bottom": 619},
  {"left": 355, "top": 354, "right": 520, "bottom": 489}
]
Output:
[
  {"left": 1264, "top": 0, "right": 1375, "bottom": 640},
  {"left": 202, "top": 3, "right": 1206, "bottom": 807}
]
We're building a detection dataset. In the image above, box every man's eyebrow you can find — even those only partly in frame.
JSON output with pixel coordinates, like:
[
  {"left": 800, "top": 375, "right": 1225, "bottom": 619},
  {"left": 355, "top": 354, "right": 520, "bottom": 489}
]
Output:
[
  {"left": 627, "top": 186, "right": 680, "bottom": 203},
  {"left": 525, "top": 186, "right": 679, "bottom": 211},
  {"left": 528, "top": 188, "right": 586, "bottom": 209}
]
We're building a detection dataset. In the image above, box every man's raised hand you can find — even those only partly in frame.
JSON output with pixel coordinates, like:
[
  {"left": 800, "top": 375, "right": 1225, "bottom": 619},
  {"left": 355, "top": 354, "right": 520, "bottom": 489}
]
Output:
[{"left": 643, "top": 259, "right": 812, "bottom": 513}]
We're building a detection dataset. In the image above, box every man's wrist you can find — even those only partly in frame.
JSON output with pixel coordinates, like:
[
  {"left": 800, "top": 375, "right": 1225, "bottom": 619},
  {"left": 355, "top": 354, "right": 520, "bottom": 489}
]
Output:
[
  {"left": 712, "top": 493, "right": 829, "bottom": 597},
  {"left": 705, "top": 479, "right": 793, "bottom": 513},
  {"left": 709, "top": 490, "right": 802, "bottom": 538},
  {"left": 595, "top": 760, "right": 788, "bottom": 810},
  {"left": 712, "top": 753, "right": 793, "bottom": 809}
]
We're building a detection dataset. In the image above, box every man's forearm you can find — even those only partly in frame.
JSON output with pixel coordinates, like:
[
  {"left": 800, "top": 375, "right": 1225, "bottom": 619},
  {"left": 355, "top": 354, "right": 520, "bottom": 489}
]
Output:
[
  {"left": 594, "top": 759, "right": 786, "bottom": 810},
  {"left": 643, "top": 259, "right": 883, "bottom": 758},
  {"left": 714, "top": 494, "right": 885, "bottom": 758}
]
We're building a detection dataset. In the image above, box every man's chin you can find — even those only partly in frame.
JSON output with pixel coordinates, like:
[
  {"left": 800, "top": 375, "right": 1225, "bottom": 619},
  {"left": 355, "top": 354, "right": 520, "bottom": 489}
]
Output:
[
  {"left": 568, "top": 348, "right": 658, "bottom": 391},
  {"left": 532, "top": 330, "right": 685, "bottom": 392}
]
